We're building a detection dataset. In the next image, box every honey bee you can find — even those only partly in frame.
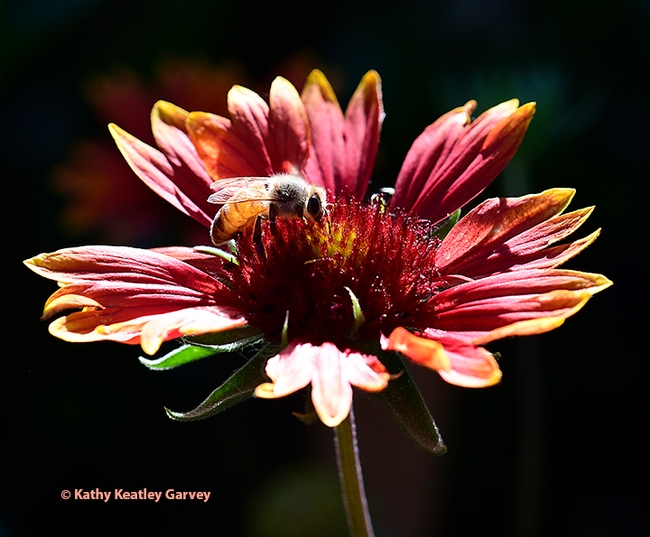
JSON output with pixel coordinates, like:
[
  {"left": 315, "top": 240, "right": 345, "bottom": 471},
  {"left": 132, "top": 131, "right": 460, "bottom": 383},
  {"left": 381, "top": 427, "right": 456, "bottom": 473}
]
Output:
[{"left": 207, "top": 173, "right": 327, "bottom": 245}]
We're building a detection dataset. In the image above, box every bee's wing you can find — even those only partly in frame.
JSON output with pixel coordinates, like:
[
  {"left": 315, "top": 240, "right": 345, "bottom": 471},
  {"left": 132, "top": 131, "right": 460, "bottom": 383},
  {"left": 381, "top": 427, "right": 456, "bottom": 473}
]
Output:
[
  {"left": 209, "top": 177, "right": 265, "bottom": 192},
  {"left": 207, "top": 177, "right": 269, "bottom": 204},
  {"left": 208, "top": 187, "right": 248, "bottom": 204}
]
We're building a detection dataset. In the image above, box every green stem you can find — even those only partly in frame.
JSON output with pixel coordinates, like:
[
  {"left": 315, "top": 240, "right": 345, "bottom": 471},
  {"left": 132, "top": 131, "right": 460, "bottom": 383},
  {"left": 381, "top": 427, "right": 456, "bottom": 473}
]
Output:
[{"left": 334, "top": 406, "right": 375, "bottom": 537}]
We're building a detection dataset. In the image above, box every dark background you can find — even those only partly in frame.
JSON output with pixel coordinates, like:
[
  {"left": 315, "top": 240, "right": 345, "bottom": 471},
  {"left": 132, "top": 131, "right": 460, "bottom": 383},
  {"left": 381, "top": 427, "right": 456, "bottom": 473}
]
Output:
[{"left": 2, "top": 0, "right": 646, "bottom": 535}]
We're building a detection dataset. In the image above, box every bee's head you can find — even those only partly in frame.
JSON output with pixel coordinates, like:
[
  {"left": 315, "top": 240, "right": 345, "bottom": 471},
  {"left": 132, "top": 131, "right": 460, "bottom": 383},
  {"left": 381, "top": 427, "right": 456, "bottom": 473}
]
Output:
[{"left": 306, "top": 188, "right": 326, "bottom": 221}]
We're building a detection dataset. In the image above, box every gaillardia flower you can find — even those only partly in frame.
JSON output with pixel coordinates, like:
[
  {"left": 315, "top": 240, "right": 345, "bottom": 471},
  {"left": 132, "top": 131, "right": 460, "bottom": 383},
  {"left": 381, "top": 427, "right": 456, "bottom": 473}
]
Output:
[{"left": 25, "top": 70, "right": 610, "bottom": 430}]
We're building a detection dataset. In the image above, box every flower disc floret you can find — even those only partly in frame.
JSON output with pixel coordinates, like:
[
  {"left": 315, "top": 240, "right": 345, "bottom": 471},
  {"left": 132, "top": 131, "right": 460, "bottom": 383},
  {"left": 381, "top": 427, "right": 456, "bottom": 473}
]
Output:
[{"left": 218, "top": 199, "right": 445, "bottom": 346}]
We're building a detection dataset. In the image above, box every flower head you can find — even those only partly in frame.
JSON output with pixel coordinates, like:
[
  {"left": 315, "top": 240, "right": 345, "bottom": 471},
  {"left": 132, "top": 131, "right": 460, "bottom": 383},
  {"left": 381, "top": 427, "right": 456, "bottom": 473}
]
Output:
[{"left": 25, "top": 70, "right": 611, "bottom": 428}]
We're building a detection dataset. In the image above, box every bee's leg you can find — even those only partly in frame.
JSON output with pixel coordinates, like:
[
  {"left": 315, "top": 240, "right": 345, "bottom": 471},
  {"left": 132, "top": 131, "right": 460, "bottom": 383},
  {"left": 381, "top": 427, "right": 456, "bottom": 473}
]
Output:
[
  {"left": 268, "top": 203, "right": 277, "bottom": 235},
  {"left": 253, "top": 215, "right": 266, "bottom": 259},
  {"left": 324, "top": 209, "right": 332, "bottom": 236}
]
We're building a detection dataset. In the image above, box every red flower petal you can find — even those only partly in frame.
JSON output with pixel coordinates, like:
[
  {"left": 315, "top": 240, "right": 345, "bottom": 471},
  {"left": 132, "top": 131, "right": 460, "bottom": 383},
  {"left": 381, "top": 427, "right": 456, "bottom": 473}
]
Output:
[
  {"left": 226, "top": 84, "right": 273, "bottom": 167},
  {"left": 428, "top": 269, "right": 612, "bottom": 341},
  {"left": 48, "top": 305, "right": 244, "bottom": 356},
  {"left": 267, "top": 77, "right": 311, "bottom": 175},
  {"left": 436, "top": 189, "right": 598, "bottom": 277},
  {"left": 24, "top": 246, "right": 245, "bottom": 354},
  {"left": 391, "top": 100, "right": 535, "bottom": 223},
  {"left": 303, "top": 70, "right": 383, "bottom": 198},
  {"left": 187, "top": 78, "right": 310, "bottom": 180},
  {"left": 25, "top": 246, "right": 221, "bottom": 289},
  {"left": 382, "top": 327, "right": 502, "bottom": 388},
  {"left": 433, "top": 337, "right": 502, "bottom": 388},
  {"left": 186, "top": 111, "right": 268, "bottom": 178},
  {"left": 109, "top": 102, "right": 214, "bottom": 227},
  {"left": 150, "top": 101, "right": 215, "bottom": 213}
]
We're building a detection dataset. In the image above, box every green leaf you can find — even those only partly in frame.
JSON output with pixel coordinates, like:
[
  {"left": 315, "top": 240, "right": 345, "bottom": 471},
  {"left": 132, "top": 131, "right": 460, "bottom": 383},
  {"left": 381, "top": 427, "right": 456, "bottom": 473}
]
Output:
[
  {"left": 165, "top": 343, "right": 279, "bottom": 421},
  {"left": 140, "top": 327, "right": 264, "bottom": 370},
  {"left": 433, "top": 209, "right": 461, "bottom": 240},
  {"left": 139, "top": 344, "right": 221, "bottom": 370},
  {"left": 372, "top": 350, "right": 447, "bottom": 455},
  {"left": 182, "top": 325, "right": 264, "bottom": 349}
]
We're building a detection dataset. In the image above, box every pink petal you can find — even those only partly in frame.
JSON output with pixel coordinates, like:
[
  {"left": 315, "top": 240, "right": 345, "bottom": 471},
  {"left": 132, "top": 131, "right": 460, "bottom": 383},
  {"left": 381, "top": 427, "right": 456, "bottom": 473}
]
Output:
[
  {"left": 151, "top": 246, "right": 232, "bottom": 273},
  {"left": 381, "top": 328, "right": 451, "bottom": 372},
  {"left": 506, "top": 229, "right": 600, "bottom": 271},
  {"left": 342, "top": 349, "right": 391, "bottom": 392},
  {"left": 262, "top": 343, "right": 314, "bottom": 396},
  {"left": 310, "top": 343, "right": 354, "bottom": 427},
  {"left": 391, "top": 101, "right": 477, "bottom": 215},
  {"left": 340, "top": 70, "right": 383, "bottom": 199},
  {"left": 255, "top": 340, "right": 389, "bottom": 427}
]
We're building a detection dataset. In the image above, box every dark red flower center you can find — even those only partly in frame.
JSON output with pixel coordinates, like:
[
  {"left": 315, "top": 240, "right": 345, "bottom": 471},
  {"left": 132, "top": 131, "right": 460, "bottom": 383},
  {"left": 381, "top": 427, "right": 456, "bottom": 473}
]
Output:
[{"left": 217, "top": 198, "right": 448, "bottom": 346}]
